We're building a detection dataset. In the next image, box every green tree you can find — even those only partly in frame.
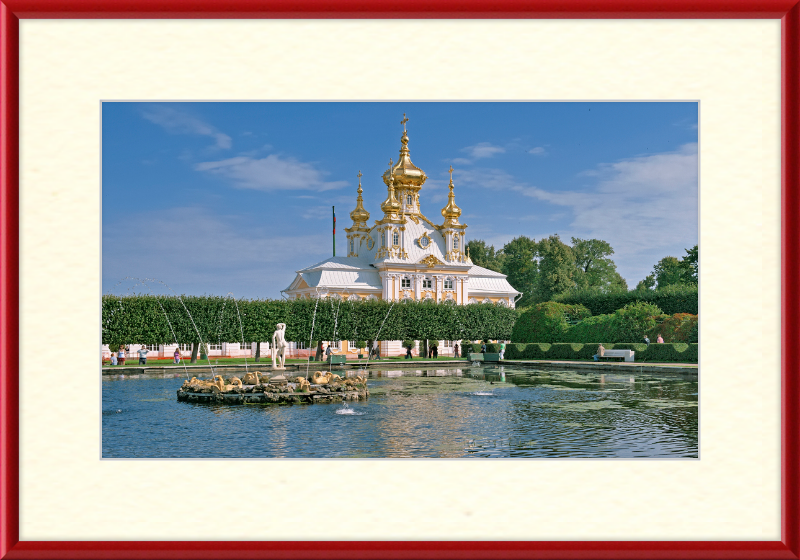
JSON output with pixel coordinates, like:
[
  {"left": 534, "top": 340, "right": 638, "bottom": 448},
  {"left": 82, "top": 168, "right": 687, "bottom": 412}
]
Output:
[
  {"left": 537, "top": 234, "right": 576, "bottom": 301},
  {"left": 466, "top": 239, "right": 503, "bottom": 272},
  {"left": 635, "top": 273, "right": 656, "bottom": 292},
  {"left": 500, "top": 236, "right": 538, "bottom": 308},
  {"left": 570, "top": 237, "right": 628, "bottom": 292},
  {"left": 653, "top": 256, "right": 684, "bottom": 289},
  {"left": 680, "top": 244, "right": 698, "bottom": 284}
]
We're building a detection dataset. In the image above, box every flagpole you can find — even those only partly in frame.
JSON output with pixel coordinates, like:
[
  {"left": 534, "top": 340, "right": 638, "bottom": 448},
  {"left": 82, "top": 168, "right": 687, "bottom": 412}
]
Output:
[{"left": 332, "top": 206, "right": 336, "bottom": 257}]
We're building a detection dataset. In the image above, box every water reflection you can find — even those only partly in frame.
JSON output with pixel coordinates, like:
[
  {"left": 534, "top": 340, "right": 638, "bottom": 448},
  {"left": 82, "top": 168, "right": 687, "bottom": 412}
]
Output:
[{"left": 102, "top": 365, "right": 698, "bottom": 459}]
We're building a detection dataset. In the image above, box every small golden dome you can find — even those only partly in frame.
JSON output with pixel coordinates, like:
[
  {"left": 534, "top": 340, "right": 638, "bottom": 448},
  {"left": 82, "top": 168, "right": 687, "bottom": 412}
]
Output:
[
  {"left": 382, "top": 115, "right": 427, "bottom": 191},
  {"left": 349, "top": 171, "right": 370, "bottom": 227},
  {"left": 441, "top": 165, "right": 462, "bottom": 225},
  {"left": 380, "top": 164, "right": 402, "bottom": 215}
]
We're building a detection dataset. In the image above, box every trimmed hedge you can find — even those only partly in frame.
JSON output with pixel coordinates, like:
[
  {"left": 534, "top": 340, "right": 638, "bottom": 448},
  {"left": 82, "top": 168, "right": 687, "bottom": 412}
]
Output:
[
  {"left": 505, "top": 342, "right": 698, "bottom": 363},
  {"left": 102, "top": 295, "right": 518, "bottom": 345},
  {"left": 554, "top": 284, "right": 698, "bottom": 315},
  {"left": 510, "top": 302, "right": 592, "bottom": 343}
]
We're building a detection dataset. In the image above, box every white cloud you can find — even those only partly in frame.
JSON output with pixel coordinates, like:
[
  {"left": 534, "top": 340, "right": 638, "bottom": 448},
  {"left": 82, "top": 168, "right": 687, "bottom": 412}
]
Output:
[
  {"left": 455, "top": 143, "right": 699, "bottom": 285},
  {"left": 103, "top": 207, "right": 330, "bottom": 299},
  {"left": 528, "top": 147, "right": 547, "bottom": 156},
  {"left": 141, "top": 105, "right": 232, "bottom": 150},
  {"left": 462, "top": 142, "right": 505, "bottom": 159},
  {"left": 451, "top": 158, "right": 472, "bottom": 166},
  {"left": 195, "top": 154, "right": 349, "bottom": 192}
]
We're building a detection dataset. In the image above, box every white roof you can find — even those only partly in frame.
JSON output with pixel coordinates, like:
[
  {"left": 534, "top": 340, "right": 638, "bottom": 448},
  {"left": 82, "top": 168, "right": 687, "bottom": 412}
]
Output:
[{"left": 285, "top": 256, "right": 381, "bottom": 292}]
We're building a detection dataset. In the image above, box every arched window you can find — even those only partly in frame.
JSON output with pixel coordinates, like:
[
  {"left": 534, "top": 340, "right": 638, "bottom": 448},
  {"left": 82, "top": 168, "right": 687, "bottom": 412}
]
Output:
[
  {"left": 444, "top": 278, "right": 453, "bottom": 290},
  {"left": 350, "top": 239, "right": 354, "bottom": 253},
  {"left": 453, "top": 236, "right": 459, "bottom": 250},
  {"left": 407, "top": 194, "right": 413, "bottom": 205},
  {"left": 381, "top": 232, "right": 386, "bottom": 247},
  {"left": 393, "top": 231, "right": 399, "bottom": 246}
]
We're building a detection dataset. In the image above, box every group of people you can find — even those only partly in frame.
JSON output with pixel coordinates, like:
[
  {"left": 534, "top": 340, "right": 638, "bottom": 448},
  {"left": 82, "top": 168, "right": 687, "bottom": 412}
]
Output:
[
  {"left": 642, "top": 334, "right": 665, "bottom": 346},
  {"left": 106, "top": 345, "right": 184, "bottom": 366}
]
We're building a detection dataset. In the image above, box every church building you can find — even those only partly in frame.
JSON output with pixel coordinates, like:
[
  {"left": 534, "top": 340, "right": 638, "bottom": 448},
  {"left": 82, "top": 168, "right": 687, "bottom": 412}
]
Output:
[{"left": 283, "top": 116, "right": 521, "bottom": 311}]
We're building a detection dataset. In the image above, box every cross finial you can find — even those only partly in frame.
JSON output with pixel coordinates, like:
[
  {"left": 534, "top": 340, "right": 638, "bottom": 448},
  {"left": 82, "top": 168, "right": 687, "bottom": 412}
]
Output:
[
  {"left": 401, "top": 113, "right": 409, "bottom": 132},
  {"left": 449, "top": 165, "right": 454, "bottom": 181},
  {"left": 389, "top": 158, "right": 393, "bottom": 168},
  {"left": 357, "top": 170, "right": 362, "bottom": 182}
]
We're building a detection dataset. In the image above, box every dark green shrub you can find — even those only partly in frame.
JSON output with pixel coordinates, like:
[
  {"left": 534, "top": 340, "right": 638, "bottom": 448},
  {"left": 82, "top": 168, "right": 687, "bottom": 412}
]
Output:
[
  {"left": 402, "top": 339, "right": 415, "bottom": 349},
  {"left": 564, "top": 315, "right": 620, "bottom": 343},
  {"left": 486, "top": 343, "right": 500, "bottom": 353},
  {"left": 555, "top": 284, "right": 698, "bottom": 315},
  {"left": 547, "top": 343, "right": 588, "bottom": 360},
  {"left": 511, "top": 302, "right": 591, "bottom": 343},
  {"left": 502, "top": 342, "right": 697, "bottom": 363},
  {"left": 642, "top": 343, "right": 689, "bottom": 362},
  {"left": 470, "top": 343, "right": 482, "bottom": 354},
  {"left": 647, "top": 313, "right": 698, "bottom": 343}
]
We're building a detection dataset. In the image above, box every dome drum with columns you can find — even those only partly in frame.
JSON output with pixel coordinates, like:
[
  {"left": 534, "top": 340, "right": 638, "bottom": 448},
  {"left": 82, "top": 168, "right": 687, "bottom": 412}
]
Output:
[{"left": 283, "top": 115, "right": 521, "bottom": 309}]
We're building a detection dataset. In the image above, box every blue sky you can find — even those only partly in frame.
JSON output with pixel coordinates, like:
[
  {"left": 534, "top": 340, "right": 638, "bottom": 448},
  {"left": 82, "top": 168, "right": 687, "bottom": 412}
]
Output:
[{"left": 102, "top": 102, "right": 698, "bottom": 299}]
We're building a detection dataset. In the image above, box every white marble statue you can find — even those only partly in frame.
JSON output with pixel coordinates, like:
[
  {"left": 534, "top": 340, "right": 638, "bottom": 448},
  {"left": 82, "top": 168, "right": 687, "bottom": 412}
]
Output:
[{"left": 272, "top": 323, "right": 288, "bottom": 370}]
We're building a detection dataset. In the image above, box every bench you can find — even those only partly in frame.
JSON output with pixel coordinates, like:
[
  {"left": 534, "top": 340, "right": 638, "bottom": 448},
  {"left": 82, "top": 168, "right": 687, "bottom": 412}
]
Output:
[{"left": 599, "top": 349, "right": 635, "bottom": 362}]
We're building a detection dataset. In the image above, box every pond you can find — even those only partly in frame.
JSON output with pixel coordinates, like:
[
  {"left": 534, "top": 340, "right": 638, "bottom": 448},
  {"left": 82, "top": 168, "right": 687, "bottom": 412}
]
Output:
[{"left": 102, "top": 365, "right": 698, "bottom": 459}]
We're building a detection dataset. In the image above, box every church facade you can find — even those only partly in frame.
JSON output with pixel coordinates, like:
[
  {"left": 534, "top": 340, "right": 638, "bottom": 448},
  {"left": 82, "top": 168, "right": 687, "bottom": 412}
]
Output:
[{"left": 283, "top": 117, "right": 521, "bottom": 308}]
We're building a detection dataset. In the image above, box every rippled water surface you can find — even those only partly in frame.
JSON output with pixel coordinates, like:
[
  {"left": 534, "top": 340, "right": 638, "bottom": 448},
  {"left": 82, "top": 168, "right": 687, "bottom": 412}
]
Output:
[{"left": 102, "top": 365, "right": 698, "bottom": 458}]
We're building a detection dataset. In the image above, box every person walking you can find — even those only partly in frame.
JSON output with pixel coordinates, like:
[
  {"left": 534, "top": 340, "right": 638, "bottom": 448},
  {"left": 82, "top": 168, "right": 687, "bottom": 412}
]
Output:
[
  {"left": 405, "top": 344, "right": 413, "bottom": 360},
  {"left": 453, "top": 343, "right": 460, "bottom": 359},
  {"left": 499, "top": 341, "right": 506, "bottom": 360},
  {"left": 433, "top": 345, "right": 438, "bottom": 359},
  {"left": 173, "top": 347, "right": 181, "bottom": 364},
  {"left": 480, "top": 342, "right": 487, "bottom": 354},
  {"left": 118, "top": 345, "right": 126, "bottom": 366},
  {"left": 137, "top": 346, "right": 149, "bottom": 365},
  {"left": 325, "top": 343, "right": 333, "bottom": 361},
  {"left": 643, "top": 335, "right": 650, "bottom": 347},
  {"left": 373, "top": 340, "right": 381, "bottom": 360},
  {"left": 657, "top": 333, "right": 664, "bottom": 344}
]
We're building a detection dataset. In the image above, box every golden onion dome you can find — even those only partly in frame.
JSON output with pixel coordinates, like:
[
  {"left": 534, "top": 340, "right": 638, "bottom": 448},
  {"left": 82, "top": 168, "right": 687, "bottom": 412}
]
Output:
[
  {"left": 382, "top": 114, "right": 427, "bottom": 190},
  {"left": 380, "top": 163, "right": 402, "bottom": 215},
  {"left": 441, "top": 166, "right": 462, "bottom": 225},
  {"left": 349, "top": 171, "right": 370, "bottom": 227}
]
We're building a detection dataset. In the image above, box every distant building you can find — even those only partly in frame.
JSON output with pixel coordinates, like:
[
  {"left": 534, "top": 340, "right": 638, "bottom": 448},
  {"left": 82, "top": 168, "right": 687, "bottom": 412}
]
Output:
[
  {"left": 283, "top": 117, "right": 520, "bottom": 306},
  {"left": 282, "top": 116, "right": 519, "bottom": 356}
]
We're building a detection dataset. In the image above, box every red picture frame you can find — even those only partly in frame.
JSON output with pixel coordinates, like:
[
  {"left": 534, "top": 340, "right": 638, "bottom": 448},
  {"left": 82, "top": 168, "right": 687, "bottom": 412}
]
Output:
[{"left": 1, "top": 2, "right": 798, "bottom": 559}]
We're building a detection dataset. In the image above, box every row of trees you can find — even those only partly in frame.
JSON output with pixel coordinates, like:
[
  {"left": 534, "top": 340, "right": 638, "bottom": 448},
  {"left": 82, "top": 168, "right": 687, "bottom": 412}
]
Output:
[
  {"left": 467, "top": 235, "right": 627, "bottom": 308},
  {"left": 467, "top": 236, "right": 699, "bottom": 307},
  {"left": 102, "top": 296, "right": 517, "bottom": 348},
  {"left": 636, "top": 245, "right": 698, "bottom": 291}
]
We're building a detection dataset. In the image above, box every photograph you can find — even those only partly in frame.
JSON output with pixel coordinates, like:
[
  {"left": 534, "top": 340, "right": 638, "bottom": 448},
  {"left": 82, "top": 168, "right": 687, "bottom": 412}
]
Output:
[{"left": 101, "top": 101, "right": 699, "bottom": 459}]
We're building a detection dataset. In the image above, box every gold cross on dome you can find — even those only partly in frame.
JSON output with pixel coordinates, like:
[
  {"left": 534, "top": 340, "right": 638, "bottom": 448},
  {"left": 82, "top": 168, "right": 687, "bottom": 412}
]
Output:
[
  {"left": 449, "top": 165, "right": 454, "bottom": 181},
  {"left": 401, "top": 113, "right": 409, "bottom": 132},
  {"left": 357, "top": 170, "right": 362, "bottom": 182},
  {"left": 389, "top": 158, "right": 393, "bottom": 168}
]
